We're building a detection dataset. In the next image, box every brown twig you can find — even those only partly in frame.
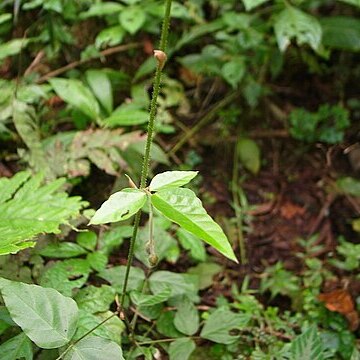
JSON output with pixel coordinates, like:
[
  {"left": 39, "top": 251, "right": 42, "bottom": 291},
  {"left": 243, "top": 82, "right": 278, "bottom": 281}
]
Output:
[{"left": 36, "top": 42, "right": 140, "bottom": 83}]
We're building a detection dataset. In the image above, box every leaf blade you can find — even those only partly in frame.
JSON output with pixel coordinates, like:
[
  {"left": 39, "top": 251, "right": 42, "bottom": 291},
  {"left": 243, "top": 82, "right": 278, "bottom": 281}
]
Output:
[{"left": 149, "top": 171, "right": 198, "bottom": 192}]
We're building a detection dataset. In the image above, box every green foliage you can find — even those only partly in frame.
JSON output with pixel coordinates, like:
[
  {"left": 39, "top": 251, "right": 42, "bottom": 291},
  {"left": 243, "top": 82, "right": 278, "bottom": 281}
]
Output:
[
  {"left": 290, "top": 325, "right": 324, "bottom": 360},
  {"left": 0, "top": 171, "right": 86, "bottom": 255},
  {"left": 289, "top": 104, "right": 350, "bottom": 144}
]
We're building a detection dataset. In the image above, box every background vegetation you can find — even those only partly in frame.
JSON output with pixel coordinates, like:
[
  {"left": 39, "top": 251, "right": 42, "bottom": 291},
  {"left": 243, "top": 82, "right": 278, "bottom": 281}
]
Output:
[{"left": 0, "top": 0, "right": 360, "bottom": 359}]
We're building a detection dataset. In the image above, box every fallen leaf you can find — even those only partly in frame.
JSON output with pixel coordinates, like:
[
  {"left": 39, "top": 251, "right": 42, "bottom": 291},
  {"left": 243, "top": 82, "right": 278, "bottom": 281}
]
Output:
[{"left": 280, "top": 201, "right": 305, "bottom": 219}]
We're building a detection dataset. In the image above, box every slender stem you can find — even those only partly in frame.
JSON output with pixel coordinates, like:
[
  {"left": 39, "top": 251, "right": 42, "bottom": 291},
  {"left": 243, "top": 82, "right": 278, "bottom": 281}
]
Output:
[{"left": 120, "top": 0, "right": 173, "bottom": 312}]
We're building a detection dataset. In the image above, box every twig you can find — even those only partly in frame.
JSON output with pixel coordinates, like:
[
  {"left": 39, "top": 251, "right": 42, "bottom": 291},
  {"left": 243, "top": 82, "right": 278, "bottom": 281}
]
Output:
[{"left": 36, "top": 42, "right": 140, "bottom": 83}]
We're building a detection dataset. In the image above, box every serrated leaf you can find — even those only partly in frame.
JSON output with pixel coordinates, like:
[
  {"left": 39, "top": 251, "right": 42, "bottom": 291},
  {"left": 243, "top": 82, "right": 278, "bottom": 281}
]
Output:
[
  {"left": 63, "top": 336, "right": 124, "bottom": 360},
  {"left": 174, "top": 298, "right": 199, "bottom": 335},
  {"left": 85, "top": 69, "right": 113, "bottom": 115},
  {"left": 119, "top": 6, "right": 145, "bottom": 34},
  {"left": 200, "top": 308, "right": 251, "bottom": 344},
  {"left": 274, "top": 6, "right": 322, "bottom": 52},
  {"left": 74, "top": 285, "right": 115, "bottom": 313},
  {"left": 236, "top": 138, "right": 261, "bottom": 174},
  {"left": 149, "top": 271, "right": 198, "bottom": 300},
  {"left": 98, "top": 266, "right": 145, "bottom": 293},
  {"left": 38, "top": 242, "right": 88, "bottom": 258},
  {"left": 90, "top": 188, "right": 147, "bottom": 225},
  {"left": 0, "top": 171, "right": 86, "bottom": 255},
  {"left": 169, "top": 338, "right": 196, "bottom": 360},
  {"left": 48, "top": 78, "right": 100, "bottom": 121},
  {"left": 242, "top": 0, "right": 270, "bottom": 11},
  {"left": 151, "top": 188, "right": 237, "bottom": 262},
  {"left": 130, "top": 287, "right": 171, "bottom": 306},
  {"left": 0, "top": 278, "right": 78, "bottom": 349},
  {"left": 290, "top": 325, "right": 324, "bottom": 360},
  {"left": 149, "top": 171, "right": 198, "bottom": 192},
  {"left": 0, "top": 333, "right": 33, "bottom": 360}
]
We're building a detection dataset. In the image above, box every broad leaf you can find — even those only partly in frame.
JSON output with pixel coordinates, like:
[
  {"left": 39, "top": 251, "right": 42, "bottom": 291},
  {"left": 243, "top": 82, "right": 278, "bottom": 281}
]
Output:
[
  {"left": 80, "top": 2, "right": 123, "bottom": 18},
  {"left": 221, "top": 59, "right": 245, "bottom": 88},
  {"left": 49, "top": 78, "right": 100, "bottom": 121},
  {"left": 236, "top": 138, "right": 261, "bottom": 175},
  {"left": 242, "top": 0, "right": 270, "bottom": 11},
  {"left": 63, "top": 336, "right": 124, "bottom": 360},
  {"left": 40, "top": 259, "right": 91, "bottom": 297},
  {"left": 0, "top": 333, "right": 33, "bottom": 360},
  {"left": 85, "top": 69, "right": 113, "bottom": 114},
  {"left": 0, "top": 39, "right": 29, "bottom": 61},
  {"left": 38, "top": 242, "right": 87, "bottom": 258},
  {"left": 149, "top": 271, "right": 198, "bottom": 300},
  {"left": 130, "top": 287, "right": 171, "bottom": 306},
  {"left": 0, "top": 171, "right": 86, "bottom": 255},
  {"left": 174, "top": 298, "right": 199, "bottom": 335},
  {"left": 0, "top": 278, "right": 78, "bottom": 348},
  {"left": 321, "top": 16, "right": 360, "bottom": 52},
  {"left": 149, "top": 171, "right": 198, "bottom": 192},
  {"left": 151, "top": 188, "right": 237, "bottom": 262},
  {"left": 104, "top": 105, "right": 149, "bottom": 127},
  {"left": 188, "top": 262, "right": 223, "bottom": 290},
  {"left": 74, "top": 285, "right": 115, "bottom": 313},
  {"left": 200, "top": 308, "right": 251, "bottom": 344},
  {"left": 76, "top": 231, "right": 97, "bottom": 251},
  {"left": 95, "top": 25, "right": 125, "bottom": 49},
  {"left": 119, "top": 6, "right": 145, "bottom": 34},
  {"left": 169, "top": 338, "right": 196, "bottom": 360},
  {"left": 98, "top": 266, "right": 145, "bottom": 293},
  {"left": 90, "top": 188, "right": 147, "bottom": 225},
  {"left": 274, "top": 6, "right": 322, "bottom": 52},
  {"left": 177, "top": 228, "right": 206, "bottom": 262},
  {"left": 290, "top": 325, "right": 324, "bottom": 360}
]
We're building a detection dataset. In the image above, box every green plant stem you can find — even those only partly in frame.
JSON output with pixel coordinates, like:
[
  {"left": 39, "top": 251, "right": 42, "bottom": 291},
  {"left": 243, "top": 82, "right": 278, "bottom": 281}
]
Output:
[{"left": 119, "top": 0, "right": 173, "bottom": 314}]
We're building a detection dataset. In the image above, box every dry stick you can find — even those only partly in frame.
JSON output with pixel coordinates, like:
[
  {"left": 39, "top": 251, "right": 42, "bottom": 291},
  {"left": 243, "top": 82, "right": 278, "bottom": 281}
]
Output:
[
  {"left": 168, "top": 90, "right": 239, "bottom": 155},
  {"left": 119, "top": 0, "right": 173, "bottom": 325},
  {"left": 36, "top": 42, "right": 140, "bottom": 83}
]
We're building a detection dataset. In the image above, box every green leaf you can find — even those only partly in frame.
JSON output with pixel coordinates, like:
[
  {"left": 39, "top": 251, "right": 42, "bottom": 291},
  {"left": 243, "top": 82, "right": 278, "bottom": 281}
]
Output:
[
  {"left": 156, "top": 311, "right": 183, "bottom": 338},
  {"left": 321, "top": 17, "right": 360, "bottom": 51},
  {"left": 74, "top": 285, "right": 115, "bottom": 313},
  {"left": 80, "top": 2, "right": 123, "bottom": 18},
  {"left": 0, "top": 39, "right": 29, "bottom": 61},
  {"left": 169, "top": 338, "right": 196, "bottom": 360},
  {"left": 85, "top": 69, "right": 113, "bottom": 115},
  {"left": 76, "top": 231, "right": 97, "bottom": 251},
  {"left": 274, "top": 6, "right": 322, "bottom": 52},
  {"left": 104, "top": 105, "right": 149, "bottom": 127},
  {"left": 149, "top": 271, "right": 198, "bottom": 300},
  {"left": 48, "top": 78, "right": 100, "bottom": 120},
  {"left": 38, "top": 242, "right": 88, "bottom": 258},
  {"left": 149, "top": 171, "right": 198, "bottom": 192},
  {"left": 337, "top": 177, "right": 360, "bottom": 196},
  {"left": 290, "top": 325, "right": 324, "bottom": 360},
  {"left": 188, "top": 262, "right": 223, "bottom": 290},
  {"left": 90, "top": 188, "right": 147, "bottom": 225},
  {"left": 236, "top": 138, "right": 261, "bottom": 175},
  {"left": 63, "top": 336, "right": 124, "bottom": 360},
  {"left": 242, "top": 0, "right": 270, "bottom": 11},
  {"left": 130, "top": 287, "right": 171, "bottom": 306},
  {"left": 40, "top": 259, "right": 91, "bottom": 297},
  {"left": 119, "top": 6, "right": 146, "bottom": 34},
  {"left": 98, "top": 266, "right": 145, "bottom": 293},
  {"left": 174, "top": 298, "right": 199, "bottom": 335},
  {"left": 95, "top": 26, "right": 125, "bottom": 49},
  {"left": 0, "top": 171, "right": 86, "bottom": 255},
  {"left": 200, "top": 308, "right": 251, "bottom": 344},
  {"left": 0, "top": 278, "right": 78, "bottom": 349},
  {"left": 221, "top": 59, "right": 245, "bottom": 88},
  {"left": 87, "top": 252, "right": 108, "bottom": 272},
  {"left": 0, "top": 333, "right": 33, "bottom": 360},
  {"left": 177, "top": 228, "right": 206, "bottom": 262},
  {"left": 351, "top": 347, "right": 360, "bottom": 360},
  {"left": 338, "top": 0, "right": 360, "bottom": 7},
  {"left": 151, "top": 188, "right": 237, "bottom": 262}
]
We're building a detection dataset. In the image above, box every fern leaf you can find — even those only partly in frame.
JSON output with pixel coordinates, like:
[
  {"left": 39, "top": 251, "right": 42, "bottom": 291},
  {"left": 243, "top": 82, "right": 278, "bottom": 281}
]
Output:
[
  {"left": 0, "top": 171, "right": 87, "bottom": 255},
  {"left": 291, "top": 325, "right": 324, "bottom": 360}
]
